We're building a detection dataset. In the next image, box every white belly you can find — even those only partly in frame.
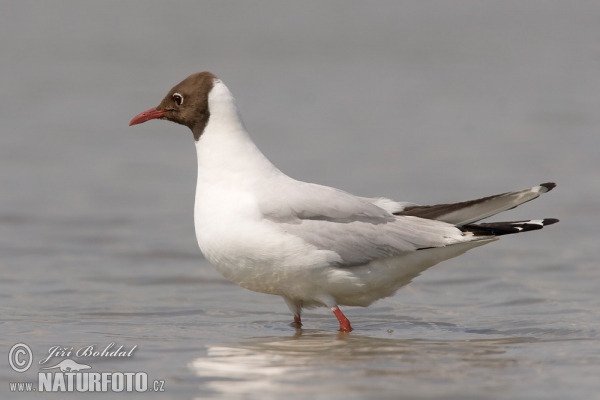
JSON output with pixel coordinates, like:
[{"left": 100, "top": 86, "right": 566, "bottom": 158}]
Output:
[{"left": 193, "top": 185, "right": 335, "bottom": 297}]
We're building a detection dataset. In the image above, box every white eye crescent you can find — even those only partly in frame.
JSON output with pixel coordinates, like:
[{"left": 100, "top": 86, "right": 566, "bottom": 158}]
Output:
[{"left": 172, "top": 93, "right": 183, "bottom": 106}]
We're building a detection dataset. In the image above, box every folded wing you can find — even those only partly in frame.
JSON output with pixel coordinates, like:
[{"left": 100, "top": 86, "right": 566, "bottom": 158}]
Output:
[{"left": 396, "top": 183, "right": 556, "bottom": 226}]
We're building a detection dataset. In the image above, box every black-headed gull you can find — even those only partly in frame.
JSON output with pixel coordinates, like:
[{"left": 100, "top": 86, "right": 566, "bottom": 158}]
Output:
[{"left": 130, "top": 72, "right": 558, "bottom": 332}]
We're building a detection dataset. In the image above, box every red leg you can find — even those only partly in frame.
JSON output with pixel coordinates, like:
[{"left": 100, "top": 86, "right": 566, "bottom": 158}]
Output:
[
  {"left": 331, "top": 306, "right": 353, "bottom": 332},
  {"left": 293, "top": 314, "right": 302, "bottom": 328}
]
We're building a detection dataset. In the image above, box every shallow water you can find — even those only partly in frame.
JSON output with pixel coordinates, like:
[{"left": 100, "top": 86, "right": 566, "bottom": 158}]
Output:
[{"left": 1, "top": 1, "right": 599, "bottom": 399}]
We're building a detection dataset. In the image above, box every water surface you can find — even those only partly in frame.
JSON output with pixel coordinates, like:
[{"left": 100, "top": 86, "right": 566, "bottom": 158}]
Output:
[{"left": 1, "top": 1, "right": 598, "bottom": 399}]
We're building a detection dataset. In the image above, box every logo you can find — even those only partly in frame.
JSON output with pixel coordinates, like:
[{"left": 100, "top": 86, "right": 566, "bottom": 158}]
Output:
[
  {"left": 8, "top": 343, "right": 33, "bottom": 373},
  {"left": 40, "top": 359, "right": 91, "bottom": 372},
  {"left": 8, "top": 342, "right": 166, "bottom": 393}
]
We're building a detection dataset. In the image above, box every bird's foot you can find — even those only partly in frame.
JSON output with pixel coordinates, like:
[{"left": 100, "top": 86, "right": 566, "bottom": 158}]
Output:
[{"left": 289, "top": 314, "right": 302, "bottom": 329}]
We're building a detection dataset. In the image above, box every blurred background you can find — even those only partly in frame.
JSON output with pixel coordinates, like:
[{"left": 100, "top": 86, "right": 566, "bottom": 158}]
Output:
[{"left": 1, "top": 1, "right": 598, "bottom": 399}]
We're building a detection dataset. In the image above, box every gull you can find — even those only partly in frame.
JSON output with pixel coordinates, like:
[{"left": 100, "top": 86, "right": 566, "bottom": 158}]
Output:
[{"left": 129, "top": 72, "right": 558, "bottom": 331}]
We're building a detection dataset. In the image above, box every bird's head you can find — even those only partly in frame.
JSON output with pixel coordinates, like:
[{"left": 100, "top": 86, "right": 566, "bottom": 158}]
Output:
[{"left": 129, "top": 71, "right": 217, "bottom": 140}]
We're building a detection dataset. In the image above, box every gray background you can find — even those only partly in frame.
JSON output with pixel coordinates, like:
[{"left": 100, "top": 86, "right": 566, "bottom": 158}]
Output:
[{"left": 1, "top": 1, "right": 598, "bottom": 399}]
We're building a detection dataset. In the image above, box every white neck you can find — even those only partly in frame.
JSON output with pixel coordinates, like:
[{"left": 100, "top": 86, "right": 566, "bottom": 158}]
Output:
[{"left": 194, "top": 81, "right": 281, "bottom": 186}]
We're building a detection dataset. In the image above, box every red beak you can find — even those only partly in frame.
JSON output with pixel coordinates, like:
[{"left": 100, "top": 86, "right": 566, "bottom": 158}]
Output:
[{"left": 129, "top": 108, "right": 166, "bottom": 126}]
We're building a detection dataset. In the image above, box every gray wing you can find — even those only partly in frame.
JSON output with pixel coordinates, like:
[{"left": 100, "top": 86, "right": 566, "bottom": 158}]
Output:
[{"left": 258, "top": 180, "right": 470, "bottom": 267}]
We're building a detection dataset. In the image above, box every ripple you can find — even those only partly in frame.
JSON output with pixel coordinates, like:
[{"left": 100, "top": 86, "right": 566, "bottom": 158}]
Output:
[{"left": 485, "top": 297, "right": 548, "bottom": 307}]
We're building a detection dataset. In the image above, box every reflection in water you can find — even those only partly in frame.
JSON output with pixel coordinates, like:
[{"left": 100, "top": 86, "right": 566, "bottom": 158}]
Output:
[{"left": 189, "top": 331, "right": 537, "bottom": 397}]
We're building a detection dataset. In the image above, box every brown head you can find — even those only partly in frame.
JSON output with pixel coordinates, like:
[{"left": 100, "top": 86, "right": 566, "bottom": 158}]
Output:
[{"left": 129, "top": 71, "right": 217, "bottom": 140}]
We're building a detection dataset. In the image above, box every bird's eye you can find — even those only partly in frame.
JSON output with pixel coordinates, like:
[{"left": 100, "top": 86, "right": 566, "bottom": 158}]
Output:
[{"left": 172, "top": 93, "right": 184, "bottom": 106}]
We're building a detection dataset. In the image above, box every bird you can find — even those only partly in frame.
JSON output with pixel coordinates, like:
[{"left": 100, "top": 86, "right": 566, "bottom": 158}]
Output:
[{"left": 129, "top": 71, "right": 558, "bottom": 332}]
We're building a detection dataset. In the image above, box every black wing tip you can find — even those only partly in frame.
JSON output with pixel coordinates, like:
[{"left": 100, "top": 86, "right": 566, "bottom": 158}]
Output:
[
  {"left": 540, "top": 182, "right": 557, "bottom": 192},
  {"left": 542, "top": 218, "right": 559, "bottom": 226},
  {"left": 462, "top": 218, "right": 559, "bottom": 236}
]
